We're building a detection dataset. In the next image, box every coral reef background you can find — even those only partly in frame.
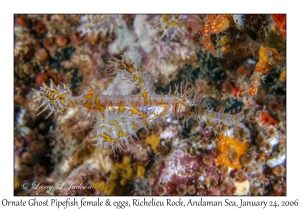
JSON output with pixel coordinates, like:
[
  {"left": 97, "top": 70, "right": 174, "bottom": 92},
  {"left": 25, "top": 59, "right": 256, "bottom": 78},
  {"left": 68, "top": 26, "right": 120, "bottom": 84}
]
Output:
[{"left": 14, "top": 14, "right": 286, "bottom": 196}]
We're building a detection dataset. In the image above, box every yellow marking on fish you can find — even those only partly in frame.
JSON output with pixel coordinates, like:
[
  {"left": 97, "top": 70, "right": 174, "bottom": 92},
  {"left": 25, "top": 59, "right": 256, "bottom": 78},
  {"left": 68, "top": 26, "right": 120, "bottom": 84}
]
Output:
[
  {"left": 148, "top": 94, "right": 152, "bottom": 105},
  {"left": 117, "top": 65, "right": 125, "bottom": 69},
  {"left": 138, "top": 80, "right": 143, "bottom": 89},
  {"left": 84, "top": 94, "right": 93, "bottom": 100},
  {"left": 56, "top": 102, "right": 69, "bottom": 115},
  {"left": 142, "top": 92, "right": 148, "bottom": 105},
  {"left": 139, "top": 112, "right": 147, "bottom": 118},
  {"left": 119, "top": 101, "right": 125, "bottom": 112},
  {"left": 49, "top": 92, "right": 56, "bottom": 98},
  {"left": 99, "top": 125, "right": 111, "bottom": 132},
  {"left": 100, "top": 132, "right": 112, "bottom": 142},
  {"left": 83, "top": 93, "right": 93, "bottom": 108},
  {"left": 59, "top": 93, "right": 66, "bottom": 99},
  {"left": 118, "top": 129, "right": 129, "bottom": 137},
  {"left": 131, "top": 108, "right": 138, "bottom": 114},
  {"left": 130, "top": 74, "right": 144, "bottom": 89},
  {"left": 132, "top": 122, "right": 138, "bottom": 130},
  {"left": 125, "top": 62, "right": 134, "bottom": 73},
  {"left": 68, "top": 100, "right": 73, "bottom": 105},
  {"left": 94, "top": 96, "right": 106, "bottom": 113},
  {"left": 131, "top": 74, "right": 138, "bottom": 82},
  {"left": 109, "top": 121, "right": 118, "bottom": 126},
  {"left": 83, "top": 101, "right": 91, "bottom": 109}
]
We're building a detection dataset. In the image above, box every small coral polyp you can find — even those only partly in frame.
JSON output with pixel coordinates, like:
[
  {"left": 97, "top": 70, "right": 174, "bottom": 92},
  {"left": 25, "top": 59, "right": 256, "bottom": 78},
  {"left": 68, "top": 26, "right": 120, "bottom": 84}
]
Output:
[
  {"left": 271, "top": 14, "right": 286, "bottom": 38},
  {"left": 249, "top": 46, "right": 282, "bottom": 96},
  {"left": 151, "top": 14, "right": 189, "bottom": 39},
  {"left": 91, "top": 156, "right": 136, "bottom": 195},
  {"left": 215, "top": 134, "right": 249, "bottom": 169},
  {"left": 77, "top": 14, "right": 124, "bottom": 37},
  {"left": 32, "top": 55, "right": 245, "bottom": 151},
  {"left": 202, "top": 15, "right": 233, "bottom": 34}
]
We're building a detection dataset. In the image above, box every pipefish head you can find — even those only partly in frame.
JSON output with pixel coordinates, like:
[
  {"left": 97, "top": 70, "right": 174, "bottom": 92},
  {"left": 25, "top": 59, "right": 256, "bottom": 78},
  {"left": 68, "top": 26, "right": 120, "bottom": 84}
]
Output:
[{"left": 189, "top": 104, "right": 198, "bottom": 113}]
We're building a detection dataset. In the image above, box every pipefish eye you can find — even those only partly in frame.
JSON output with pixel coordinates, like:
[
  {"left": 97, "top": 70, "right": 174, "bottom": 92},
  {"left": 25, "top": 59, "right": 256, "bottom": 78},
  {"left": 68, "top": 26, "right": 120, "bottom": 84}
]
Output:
[
  {"left": 139, "top": 106, "right": 154, "bottom": 114},
  {"left": 189, "top": 104, "right": 197, "bottom": 112}
]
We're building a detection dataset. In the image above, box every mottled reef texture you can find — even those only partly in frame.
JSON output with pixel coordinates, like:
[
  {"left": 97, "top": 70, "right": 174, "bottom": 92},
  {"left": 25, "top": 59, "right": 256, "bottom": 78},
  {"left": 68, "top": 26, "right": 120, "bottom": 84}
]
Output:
[{"left": 14, "top": 14, "right": 286, "bottom": 196}]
